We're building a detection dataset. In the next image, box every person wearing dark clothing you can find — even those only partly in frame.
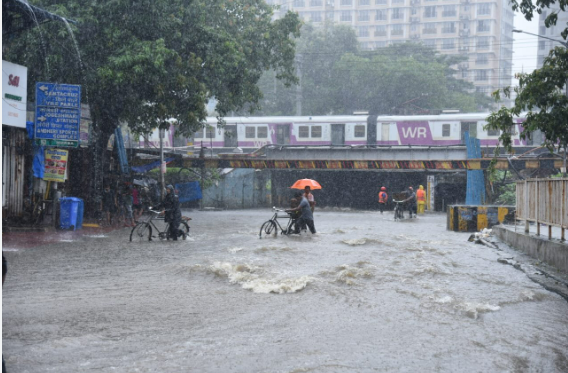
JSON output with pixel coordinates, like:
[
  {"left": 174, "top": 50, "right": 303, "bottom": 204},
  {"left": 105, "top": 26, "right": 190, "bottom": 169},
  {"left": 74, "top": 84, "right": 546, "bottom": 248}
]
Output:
[
  {"left": 155, "top": 185, "right": 183, "bottom": 240},
  {"left": 287, "top": 195, "right": 316, "bottom": 234},
  {"left": 403, "top": 186, "right": 417, "bottom": 218},
  {"left": 101, "top": 185, "right": 117, "bottom": 226}
]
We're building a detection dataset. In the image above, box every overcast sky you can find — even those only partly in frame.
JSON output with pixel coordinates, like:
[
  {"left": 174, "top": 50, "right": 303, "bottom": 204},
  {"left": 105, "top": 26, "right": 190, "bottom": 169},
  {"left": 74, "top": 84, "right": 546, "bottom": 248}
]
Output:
[{"left": 511, "top": 14, "right": 540, "bottom": 86}]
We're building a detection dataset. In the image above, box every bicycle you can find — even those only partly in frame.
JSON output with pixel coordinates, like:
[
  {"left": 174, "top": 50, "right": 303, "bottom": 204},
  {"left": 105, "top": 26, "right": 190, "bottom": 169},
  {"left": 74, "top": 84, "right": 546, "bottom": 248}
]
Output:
[
  {"left": 393, "top": 200, "right": 405, "bottom": 221},
  {"left": 130, "top": 209, "right": 190, "bottom": 242},
  {"left": 259, "top": 207, "right": 297, "bottom": 239}
]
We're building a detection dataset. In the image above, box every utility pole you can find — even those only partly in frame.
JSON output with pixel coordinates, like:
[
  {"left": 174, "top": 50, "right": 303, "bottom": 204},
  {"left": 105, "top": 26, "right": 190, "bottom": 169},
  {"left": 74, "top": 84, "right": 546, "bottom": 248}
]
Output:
[
  {"left": 159, "top": 127, "right": 165, "bottom": 200},
  {"left": 295, "top": 54, "right": 302, "bottom": 116}
]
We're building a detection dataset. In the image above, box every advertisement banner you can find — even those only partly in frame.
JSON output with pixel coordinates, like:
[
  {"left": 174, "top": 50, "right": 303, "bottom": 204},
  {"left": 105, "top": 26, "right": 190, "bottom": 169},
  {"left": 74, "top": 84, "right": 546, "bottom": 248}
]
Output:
[
  {"left": 44, "top": 148, "right": 69, "bottom": 182},
  {"left": 2, "top": 60, "right": 28, "bottom": 128}
]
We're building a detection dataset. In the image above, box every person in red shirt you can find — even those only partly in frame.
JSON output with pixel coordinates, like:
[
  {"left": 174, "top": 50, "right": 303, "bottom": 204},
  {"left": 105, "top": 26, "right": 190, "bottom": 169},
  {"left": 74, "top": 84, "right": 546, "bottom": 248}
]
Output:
[{"left": 378, "top": 186, "right": 388, "bottom": 214}]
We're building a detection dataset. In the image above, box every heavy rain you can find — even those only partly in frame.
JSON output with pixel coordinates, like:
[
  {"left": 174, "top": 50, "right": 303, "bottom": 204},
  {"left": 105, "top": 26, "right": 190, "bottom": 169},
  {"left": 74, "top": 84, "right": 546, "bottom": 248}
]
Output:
[{"left": 2, "top": 0, "right": 568, "bottom": 372}]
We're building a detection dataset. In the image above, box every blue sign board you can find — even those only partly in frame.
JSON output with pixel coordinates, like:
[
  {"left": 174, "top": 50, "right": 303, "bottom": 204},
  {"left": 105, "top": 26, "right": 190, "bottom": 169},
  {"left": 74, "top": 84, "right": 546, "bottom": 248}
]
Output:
[{"left": 35, "top": 82, "right": 81, "bottom": 147}]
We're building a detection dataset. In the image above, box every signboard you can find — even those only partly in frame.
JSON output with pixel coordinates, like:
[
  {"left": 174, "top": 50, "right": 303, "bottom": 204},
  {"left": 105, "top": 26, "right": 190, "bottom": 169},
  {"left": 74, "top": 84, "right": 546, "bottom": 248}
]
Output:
[
  {"left": 44, "top": 149, "right": 69, "bottom": 182},
  {"left": 2, "top": 60, "right": 28, "bottom": 128},
  {"left": 35, "top": 82, "right": 81, "bottom": 147}
]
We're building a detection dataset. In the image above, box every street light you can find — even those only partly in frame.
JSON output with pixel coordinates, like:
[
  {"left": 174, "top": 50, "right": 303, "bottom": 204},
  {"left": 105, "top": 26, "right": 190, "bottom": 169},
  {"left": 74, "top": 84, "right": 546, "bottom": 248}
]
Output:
[{"left": 512, "top": 29, "right": 568, "bottom": 176}]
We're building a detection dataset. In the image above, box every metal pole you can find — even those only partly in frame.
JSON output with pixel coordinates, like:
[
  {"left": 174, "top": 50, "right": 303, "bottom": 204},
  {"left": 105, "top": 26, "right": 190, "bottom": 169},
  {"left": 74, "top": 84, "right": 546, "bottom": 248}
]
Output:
[{"left": 160, "top": 127, "right": 165, "bottom": 200}]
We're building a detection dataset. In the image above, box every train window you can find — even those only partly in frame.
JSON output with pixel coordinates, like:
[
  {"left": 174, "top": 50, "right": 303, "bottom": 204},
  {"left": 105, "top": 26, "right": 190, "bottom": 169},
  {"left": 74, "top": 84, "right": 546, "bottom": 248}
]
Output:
[
  {"left": 257, "top": 127, "right": 268, "bottom": 138},
  {"left": 194, "top": 130, "right": 203, "bottom": 138},
  {"left": 354, "top": 125, "right": 365, "bottom": 138},
  {"left": 311, "top": 126, "right": 322, "bottom": 138},
  {"left": 205, "top": 127, "right": 215, "bottom": 139},
  {"left": 299, "top": 126, "right": 310, "bottom": 138},
  {"left": 487, "top": 128, "right": 500, "bottom": 136},
  {"left": 245, "top": 126, "right": 256, "bottom": 138},
  {"left": 442, "top": 124, "right": 451, "bottom": 137}
]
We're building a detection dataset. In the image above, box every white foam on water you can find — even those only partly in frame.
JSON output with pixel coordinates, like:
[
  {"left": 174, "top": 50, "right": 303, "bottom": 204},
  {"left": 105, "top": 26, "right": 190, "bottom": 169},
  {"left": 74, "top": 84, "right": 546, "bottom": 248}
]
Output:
[
  {"left": 228, "top": 247, "right": 244, "bottom": 253},
  {"left": 59, "top": 239, "right": 75, "bottom": 243},
  {"left": 434, "top": 295, "right": 454, "bottom": 304},
  {"left": 209, "top": 262, "right": 314, "bottom": 294},
  {"left": 83, "top": 235, "right": 107, "bottom": 238},
  {"left": 455, "top": 302, "right": 501, "bottom": 319},
  {"left": 2, "top": 248, "right": 19, "bottom": 252},
  {"left": 340, "top": 238, "right": 383, "bottom": 246}
]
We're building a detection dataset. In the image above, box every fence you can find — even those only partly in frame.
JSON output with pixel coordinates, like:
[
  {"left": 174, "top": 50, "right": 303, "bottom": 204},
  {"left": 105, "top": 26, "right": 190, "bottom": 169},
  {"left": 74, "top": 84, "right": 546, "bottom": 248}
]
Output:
[{"left": 516, "top": 178, "right": 568, "bottom": 240}]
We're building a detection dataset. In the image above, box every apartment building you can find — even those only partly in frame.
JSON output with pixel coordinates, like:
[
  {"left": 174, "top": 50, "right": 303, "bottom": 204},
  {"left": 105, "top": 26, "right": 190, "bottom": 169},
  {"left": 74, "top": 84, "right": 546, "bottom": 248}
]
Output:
[
  {"left": 268, "top": 0, "right": 514, "bottom": 97},
  {"left": 536, "top": 4, "right": 568, "bottom": 68}
]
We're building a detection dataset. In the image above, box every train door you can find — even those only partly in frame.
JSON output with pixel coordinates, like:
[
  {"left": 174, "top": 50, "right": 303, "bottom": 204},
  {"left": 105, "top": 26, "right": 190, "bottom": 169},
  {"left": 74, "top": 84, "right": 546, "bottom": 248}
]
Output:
[
  {"left": 276, "top": 124, "right": 290, "bottom": 145},
  {"left": 381, "top": 123, "right": 390, "bottom": 143},
  {"left": 331, "top": 124, "right": 345, "bottom": 145},
  {"left": 367, "top": 115, "right": 377, "bottom": 145},
  {"left": 460, "top": 122, "right": 477, "bottom": 143},
  {"left": 224, "top": 126, "right": 238, "bottom": 147}
]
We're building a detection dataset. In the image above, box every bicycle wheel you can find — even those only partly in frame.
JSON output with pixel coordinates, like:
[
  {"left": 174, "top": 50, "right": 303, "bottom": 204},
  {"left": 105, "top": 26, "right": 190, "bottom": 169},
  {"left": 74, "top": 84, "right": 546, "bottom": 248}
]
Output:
[
  {"left": 130, "top": 223, "right": 152, "bottom": 242},
  {"left": 394, "top": 206, "right": 401, "bottom": 221},
  {"left": 259, "top": 220, "right": 278, "bottom": 239}
]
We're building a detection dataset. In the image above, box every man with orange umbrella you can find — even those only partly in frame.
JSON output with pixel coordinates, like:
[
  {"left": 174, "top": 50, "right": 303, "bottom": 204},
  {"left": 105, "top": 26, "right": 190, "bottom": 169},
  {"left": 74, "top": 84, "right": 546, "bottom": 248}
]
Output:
[{"left": 286, "top": 191, "right": 316, "bottom": 234}]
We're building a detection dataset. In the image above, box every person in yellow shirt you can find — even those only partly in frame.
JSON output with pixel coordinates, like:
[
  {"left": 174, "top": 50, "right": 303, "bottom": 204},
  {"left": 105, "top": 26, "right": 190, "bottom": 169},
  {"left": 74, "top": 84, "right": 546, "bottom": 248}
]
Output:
[{"left": 416, "top": 185, "right": 426, "bottom": 215}]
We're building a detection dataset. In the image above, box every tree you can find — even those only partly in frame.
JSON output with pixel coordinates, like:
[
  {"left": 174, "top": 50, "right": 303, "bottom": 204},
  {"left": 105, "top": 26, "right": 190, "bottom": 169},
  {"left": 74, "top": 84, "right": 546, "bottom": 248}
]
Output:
[
  {"left": 4, "top": 0, "right": 301, "bottom": 139},
  {"left": 252, "top": 24, "right": 490, "bottom": 116},
  {"left": 486, "top": 0, "right": 568, "bottom": 173}
]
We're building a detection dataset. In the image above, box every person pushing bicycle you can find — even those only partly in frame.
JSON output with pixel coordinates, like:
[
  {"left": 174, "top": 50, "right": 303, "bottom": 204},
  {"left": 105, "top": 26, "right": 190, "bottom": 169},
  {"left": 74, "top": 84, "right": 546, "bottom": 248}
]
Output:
[{"left": 154, "top": 185, "right": 184, "bottom": 241}]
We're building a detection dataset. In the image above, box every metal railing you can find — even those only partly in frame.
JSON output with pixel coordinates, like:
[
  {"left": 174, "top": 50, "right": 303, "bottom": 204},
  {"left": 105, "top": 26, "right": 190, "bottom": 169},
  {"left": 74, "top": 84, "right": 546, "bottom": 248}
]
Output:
[{"left": 516, "top": 178, "right": 567, "bottom": 240}]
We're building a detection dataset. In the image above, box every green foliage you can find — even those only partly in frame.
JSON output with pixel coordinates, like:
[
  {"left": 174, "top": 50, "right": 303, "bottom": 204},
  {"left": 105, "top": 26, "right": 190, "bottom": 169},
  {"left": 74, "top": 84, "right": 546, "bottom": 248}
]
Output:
[
  {"left": 253, "top": 24, "right": 490, "bottom": 116},
  {"left": 4, "top": 0, "right": 301, "bottom": 137},
  {"left": 487, "top": 0, "right": 568, "bottom": 159},
  {"left": 489, "top": 171, "right": 517, "bottom": 205}
]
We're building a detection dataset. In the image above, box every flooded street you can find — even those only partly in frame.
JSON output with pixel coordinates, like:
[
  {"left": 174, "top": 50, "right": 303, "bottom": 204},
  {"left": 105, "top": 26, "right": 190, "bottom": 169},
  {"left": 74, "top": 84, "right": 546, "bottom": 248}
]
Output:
[{"left": 3, "top": 209, "right": 568, "bottom": 372}]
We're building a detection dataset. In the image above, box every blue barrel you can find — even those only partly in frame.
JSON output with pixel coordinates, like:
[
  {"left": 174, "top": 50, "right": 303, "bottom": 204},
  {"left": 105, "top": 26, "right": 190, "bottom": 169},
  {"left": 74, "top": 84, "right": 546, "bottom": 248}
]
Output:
[{"left": 60, "top": 197, "right": 84, "bottom": 230}]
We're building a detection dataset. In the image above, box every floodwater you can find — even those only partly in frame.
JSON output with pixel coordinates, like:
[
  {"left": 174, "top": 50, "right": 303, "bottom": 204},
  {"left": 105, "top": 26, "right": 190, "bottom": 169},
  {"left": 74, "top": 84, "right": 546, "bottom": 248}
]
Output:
[{"left": 2, "top": 210, "right": 568, "bottom": 372}]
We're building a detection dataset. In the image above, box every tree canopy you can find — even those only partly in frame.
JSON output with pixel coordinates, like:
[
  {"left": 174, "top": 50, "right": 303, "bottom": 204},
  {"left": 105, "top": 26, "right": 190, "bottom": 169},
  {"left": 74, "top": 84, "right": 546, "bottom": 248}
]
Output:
[
  {"left": 487, "top": 0, "right": 568, "bottom": 156},
  {"left": 253, "top": 24, "right": 491, "bottom": 116},
  {"left": 3, "top": 0, "right": 301, "bottom": 138}
]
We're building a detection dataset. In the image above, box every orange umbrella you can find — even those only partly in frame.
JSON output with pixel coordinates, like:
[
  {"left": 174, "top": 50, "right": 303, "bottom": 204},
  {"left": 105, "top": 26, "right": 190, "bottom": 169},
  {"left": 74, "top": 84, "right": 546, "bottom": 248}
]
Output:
[{"left": 290, "top": 179, "right": 322, "bottom": 190}]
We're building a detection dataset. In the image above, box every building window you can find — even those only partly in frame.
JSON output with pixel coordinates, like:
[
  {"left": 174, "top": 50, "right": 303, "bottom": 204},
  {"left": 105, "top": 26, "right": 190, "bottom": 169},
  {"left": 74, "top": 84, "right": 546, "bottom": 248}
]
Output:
[
  {"left": 423, "top": 39, "right": 436, "bottom": 48},
  {"left": 475, "top": 69, "right": 489, "bottom": 81},
  {"left": 354, "top": 125, "right": 366, "bottom": 137},
  {"left": 392, "top": 8, "right": 404, "bottom": 20},
  {"left": 375, "top": 10, "right": 387, "bottom": 21},
  {"left": 442, "top": 5, "right": 456, "bottom": 17},
  {"left": 475, "top": 86, "right": 491, "bottom": 94},
  {"left": 257, "top": 127, "right": 268, "bottom": 138},
  {"left": 442, "top": 22, "right": 455, "bottom": 33},
  {"left": 442, "top": 38, "right": 455, "bottom": 49},
  {"left": 475, "top": 53, "right": 489, "bottom": 65},
  {"left": 358, "top": 26, "right": 370, "bottom": 37},
  {"left": 311, "top": 126, "right": 322, "bottom": 138},
  {"left": 359, "top": 10, "right": 370, "bottom": 21},
  {"left": 477, "top": 20, "right": 490, "bottom": 32},
  {"left": 539, "top": 26, "right": 546, "bottom": 36},
  {"left": 376, "top": 0, "right": 387, "bottom": 4},
  {"left": 294, "top": 0, "right": 305, "bottom": 6},
  {"left": 477, "top": 3, "right": 491, "bottom": 16},
  {"left": 392, "top": 0, "right": 404, "bottom": 3},
  {"left": 341, "top": 10, "right": 352, "bottom": 21},
  {"left": 375, "top": 41, "right": 387, "bottom": 48},
  {"left": 442, "top": 124, "right": 450, "bottom": 137},
  {"left": 340, "top": 0, "right": 352, "bottom": 5},
  {"left": 375, "top": 25, "right": 387, "bottom": 36},
  {"left": 391, "top": 24, "right": 404, "bottom": 36},
  {"left": 538, "top": 40, "right": 546, "bottom": 50},
  {"left": 477, "top": 37, "right": 490, "bottom": 49},
  {"left": 359, "top": 0, "right": 370, "bottom": 4},
  {"left": 423, "top": 24, "right": 437, "bottom": 34},
  {"left": 245, "top": 126, "right": 256, "bottom": 138},
  {"left": 312, "top": 11, "right": 322, "bottom": 22},
  {"left": 424, "top": 6, "right": 437, "bottom": 18},
  {"left": 311, "top": 0, "right": 323, "bottom": 5},
  {"left": 299, "top": 126, "right": 310, "bottom": 138}
]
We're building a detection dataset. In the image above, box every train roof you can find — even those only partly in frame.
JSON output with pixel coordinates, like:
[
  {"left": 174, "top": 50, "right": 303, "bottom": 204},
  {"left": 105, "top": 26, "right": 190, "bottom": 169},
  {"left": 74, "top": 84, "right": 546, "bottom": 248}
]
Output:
[{"left": 204, "top": 113, "right": 524, "bottom": 125}]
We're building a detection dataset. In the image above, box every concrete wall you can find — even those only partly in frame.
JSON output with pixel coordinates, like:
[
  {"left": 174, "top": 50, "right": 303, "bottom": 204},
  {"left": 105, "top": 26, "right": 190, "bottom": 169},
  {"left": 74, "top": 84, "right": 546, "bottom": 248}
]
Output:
[
  {"left": 493, "top": 226, "right": 568, "bottom": 273},
  {"left": 201, "top": 169, "right": 270, "bottom": 209}
]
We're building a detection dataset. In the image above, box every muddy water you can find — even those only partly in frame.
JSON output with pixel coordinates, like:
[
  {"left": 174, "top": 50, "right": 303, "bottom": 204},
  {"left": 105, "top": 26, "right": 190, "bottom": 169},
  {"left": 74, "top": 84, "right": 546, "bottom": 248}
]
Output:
[{"left": 3, "top": 210, "right": 568, "bottom": 372}]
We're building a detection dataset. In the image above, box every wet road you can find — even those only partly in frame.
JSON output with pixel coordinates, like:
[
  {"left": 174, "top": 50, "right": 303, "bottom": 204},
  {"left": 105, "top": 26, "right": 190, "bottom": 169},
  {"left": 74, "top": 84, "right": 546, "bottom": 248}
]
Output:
[{"left": 3, "top": 209, "right": 568, "bottom": 372}]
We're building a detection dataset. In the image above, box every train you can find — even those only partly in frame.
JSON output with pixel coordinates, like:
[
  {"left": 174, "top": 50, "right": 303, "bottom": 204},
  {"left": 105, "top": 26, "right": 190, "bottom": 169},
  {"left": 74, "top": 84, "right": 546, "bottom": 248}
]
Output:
[{"left": 141, "top": 112, "right": 541, "bottom": 152}]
